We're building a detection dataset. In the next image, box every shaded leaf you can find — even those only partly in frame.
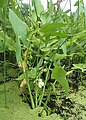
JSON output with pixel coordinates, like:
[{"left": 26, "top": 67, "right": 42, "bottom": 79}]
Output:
[
  {"left": 53, "top": 54, "right": 67, "bottom": 61},
  {"left": 51, "top": 65, "right": 69, "bottom": 92},
  {"left": 0, "top": 31, "right": 16, "bottom": 51},
  {"left": 0, "top": 41, "right": 4, "bottom": 52},
  {"left": 28, "top": 68, "right": 37, "bottom": 79},
  {"left": 0, "top": 0, "right": 6, "bottom": 8}
]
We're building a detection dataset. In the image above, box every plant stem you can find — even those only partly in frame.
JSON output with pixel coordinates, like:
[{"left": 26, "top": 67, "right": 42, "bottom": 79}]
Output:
[
  {"left": 27, "top": 81, "right": 35, "bottom": 109},
  {"left": 3, "top": 0, "right": 8, "bottom": 107},
  {"left": 39, "top": 64, "right": 51, "bottom": 106},
  {"left": 35, "top": 83, "right": 38, "bottom": 107},
  {"left": 25, "top": 72, "right": 35, "bottom": 109},
  {"left": 40, "top": 88, "right": 51, "bottom": 116},
  {"left": 35, "top": 32, "right": 41, "bottom": 107}
]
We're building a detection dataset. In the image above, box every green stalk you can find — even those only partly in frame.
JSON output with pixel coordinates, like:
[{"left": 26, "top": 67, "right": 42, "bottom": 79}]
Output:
[
  {"left": 27, "top": 81, "right": 35, "bottom": 109},
  {"left": 40, "top": 92, "right": 50, "bottom": 115},
  {"left": 69, "top": 0, "right": 72, "bottom": 56},
  {"left": 35, "top": 31, "right": 41, "bottom": 107},
  {"left": 25, "top": 72, "right": 35, "bottom": 109},
  {"left": 3, "top": 0, "right": 8, "bottom": 107},
  {"left": 39, "top": 64, "right": 51, "bottom": 106},
  {"left": 24, "top": 54, "right": 35, "bottom": 108},
  {"left": 35, "top": 65, "right": 39, "bottom": 107},
  {"left": 35, "top": 83, "right": 38, "bottom": 107},
  {"left": 40, "top": 88, "right": 51, "bottom": 116},
  {"left": 35, "top": 54, "right": 39, "bottom": 107}
]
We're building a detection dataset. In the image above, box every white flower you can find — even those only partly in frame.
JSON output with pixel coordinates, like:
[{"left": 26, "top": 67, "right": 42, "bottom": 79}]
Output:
[
  {"left": 38, "top": 79, "right": 44, "bottom": 88},
  {"left": 44, "top": 61, "right": 47, "bottom": 64}
]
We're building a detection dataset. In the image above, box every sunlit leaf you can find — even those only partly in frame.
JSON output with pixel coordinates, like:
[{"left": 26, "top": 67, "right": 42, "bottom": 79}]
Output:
[
  {"left": 48, "top": 0, "right": 54, "bottom": 16},
  {"left": 34, "top": 0, "right": 44, "bottom": 17},
  {"left": 16, "top": 74, "right": 24, "bottom": 81},
  {"left": 50, "top": 31, "right": 67, "bottom": 38},
  {"left": 15, "top": 38, "right": 21, "bottom": 63},
  {"left": 9, "top": 9, "right": 28, "bottom": 41},
  {"left": 41, "top": 23, "right": 67, "bottom": 33},
  {"left": 72, "top": 64, "right": 86, "bottom": 72}
]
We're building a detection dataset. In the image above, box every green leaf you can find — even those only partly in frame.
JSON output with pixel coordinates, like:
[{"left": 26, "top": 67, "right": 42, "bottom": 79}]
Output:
[
  {"left": 50, "top": 31, "right": 67, "bottom": 38},
  {"left": 72, "top": 64, "right": 86, "bottom": 72},
  {"left": 51, "top": 65, "right": 69, "bottom": 92},
  {"left": 0, "top": 31, "right": 16, "bottom": 51},
  {"left": 48, "top": 0, "right": 54, "bottom": 16},
  {"left": 61, "top": 43, "right": 67, "bottom": 54},
  {"left": 28, "top": 68, "right": 37, "bottom": 79},
  {"left": 40, "top": 23, "right": 67, "bottom": 33},
  {"left": 53, "top": 54, "right": 67, "bottom": 61},
  {"left": 31, "top": 10, "right": 37, "bottom": 22},
  {"left": 34, "top": 0, "right": 44, "bottom": 17},
  {"left": 0, "top": 0, "right": 6, "bottom": 8},
  {"left": 9, "top": 9, "right": 28, "bottom": 62},
  {"left": 16, "top": 68, "right": 37, "bottom": 81},
  {"left": 0, "top": 41, "right": 4, "bottom": 52},
  {"left": 16, "top": 74, "right": 24, "bottom": 81},
  {"left": 40, "top": 12, "right": 47, "bottom": 24},
  {"left": 36, "top": 58, "right": 43, "bottom": 69},
  {"left": 9, "top": 9, "right": 28, "bottom": 41},
  {"left": 15, "top": 38, "right": 21, "bottom": 63},
  {"left": 42, "top": 30, "right": 67, "bottom": 38}
]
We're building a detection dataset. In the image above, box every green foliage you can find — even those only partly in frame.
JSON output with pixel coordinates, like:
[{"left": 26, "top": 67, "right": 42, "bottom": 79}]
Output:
[
  {"left": 15, "top": 39, "right": 21, "bottom": 63},
  {"left": 72, "top": 64, "right": 86, "bottom": 72},
  {"left": 51, "top": 65, "right": 69, "bottom": 92},
  {"left": 0, "top": 0, "right": 86, "bottom": 116},
  {"left": 9, "top": 9, "right": 28, "bottom": 62},
  {"left": 9, "top": 9, "right": 28, "bottom": 41},
  {"left": 41, "top": 22, "right": 67, "bottom": 31},
  {"left": 0, "top": 0, "right": 6, "bottom": 8},
  {"left": 0, "top": 31, "right": 16, "bottom": 51},
  {"left": 33, "top": 0, "right": 44, "bottom": 17}
]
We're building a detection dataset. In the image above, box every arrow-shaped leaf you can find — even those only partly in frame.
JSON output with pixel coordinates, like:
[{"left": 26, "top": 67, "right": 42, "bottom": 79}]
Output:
[{"left": 51, "top": 65, "right": 69, "bottom": 92}]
